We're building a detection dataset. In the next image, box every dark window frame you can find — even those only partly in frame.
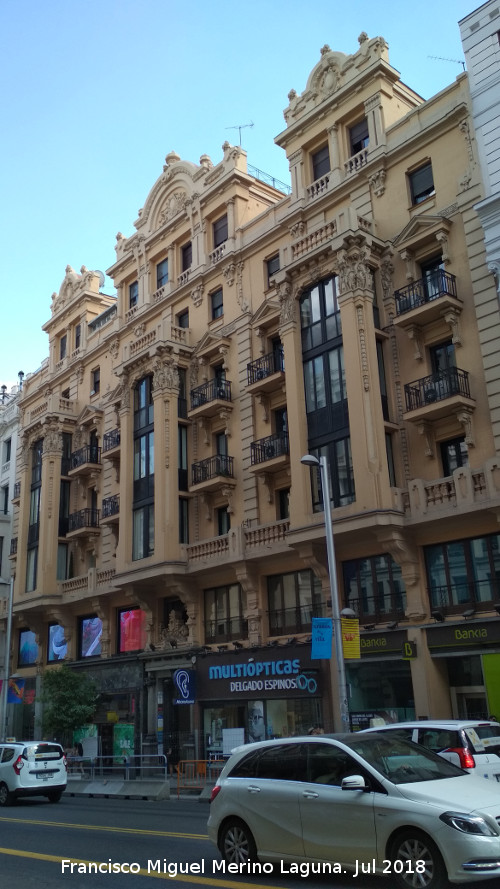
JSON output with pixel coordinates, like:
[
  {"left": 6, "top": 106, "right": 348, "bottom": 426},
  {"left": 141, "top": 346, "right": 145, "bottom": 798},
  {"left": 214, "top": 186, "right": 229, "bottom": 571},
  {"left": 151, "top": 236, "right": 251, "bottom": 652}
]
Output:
[
  {"left": 156, "top": 258, "right": 169, "bottom": 288},
  {"left": 129, "top": 280, "right": 139, "bottom": 308},
  {"left": 409, "top": 162, "right": 435, "bottom": 205},
  {"left": 211, "top": 287, "right": 224, "bottom": 320},
  {"left": 213, "top": 215, "right": 228, "bottom": 248},
  {"left": 349, "top": 118, "right": 369, "bottom": 156},
  {"left": 312, "top": 144, "right": 330, "bottom": 180}
]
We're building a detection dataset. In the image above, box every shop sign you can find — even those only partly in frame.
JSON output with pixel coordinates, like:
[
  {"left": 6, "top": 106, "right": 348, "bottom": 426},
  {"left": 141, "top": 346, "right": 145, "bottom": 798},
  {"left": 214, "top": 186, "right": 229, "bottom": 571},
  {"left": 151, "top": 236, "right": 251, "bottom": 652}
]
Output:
[
  {"left": 427, "top": 620, "right": 500, "bottom": 651},
  {"left": 359, "top": 630, "right": 408, "bottom": 658},
  {"left": 196, "top": 646, "right": 321, "bottom": 700}
]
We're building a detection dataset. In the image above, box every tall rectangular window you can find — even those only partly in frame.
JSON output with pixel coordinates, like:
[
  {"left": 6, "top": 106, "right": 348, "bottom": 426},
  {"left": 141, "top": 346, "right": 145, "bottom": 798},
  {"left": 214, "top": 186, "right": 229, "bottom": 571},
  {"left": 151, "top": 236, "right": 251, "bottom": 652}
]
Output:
[
  {"left": 91, "top": 368, "right": 100, "bottom": 395},
  {"left": 312, "top": 144, "right": 330, "bottom": 180},
  {"left": 156, "top": 258, "right": 168, "bottom": 288},
  {"left": 409, "top": 162, "right": 434, "bottom": 204},
  {"left": 211, "top": 288, "right": 223, "bottom": 320},
  {"left": 182, "top": 242, "right": 192, "bottom": 271},
  {"left": 268, "top": 570, "right": 322, "bottom": 635},
  {"left": 266, "top": 253, "right": 280, "bottom": 286},
  {"left": 179, "top": 498, "right": 189, "bottom": 544},
  {"left": 349, "top": 118, "right": 369, "bottom": 155},
  {"left": 204, "top": 584, "right": 246, "bottom": 643},
  {"left": 75, "top": 323, "right": 81, "bottom": 350},
  {"left": 129, "top": 280, "right": 139, "bottom": 308},
  {"left": 132, "top": 376, "right": 154, "bottom": 560},
  {"left": 213, "top": 215, "right": 228, "bottom": 248},
  {"left": 59, "top": 335, "right": 67, "bottom": 361}
]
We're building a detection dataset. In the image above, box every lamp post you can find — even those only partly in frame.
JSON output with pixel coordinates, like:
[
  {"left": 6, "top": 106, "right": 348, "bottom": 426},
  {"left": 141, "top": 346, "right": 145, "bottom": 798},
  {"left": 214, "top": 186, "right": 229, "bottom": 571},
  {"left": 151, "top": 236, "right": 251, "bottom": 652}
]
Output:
[
  {"left": 0, "top": 575, "right": 14, "bottom": 741},
  {"left": 301, "top": 454, "right": 350, "bottom": 733}
]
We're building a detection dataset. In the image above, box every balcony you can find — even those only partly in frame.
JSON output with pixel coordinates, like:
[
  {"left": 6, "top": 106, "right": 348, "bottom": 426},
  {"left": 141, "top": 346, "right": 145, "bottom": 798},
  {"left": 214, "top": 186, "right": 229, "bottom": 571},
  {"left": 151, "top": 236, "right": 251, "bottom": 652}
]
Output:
[
  {"left": 403, "top": 367, "right": 474, "bottom": 420},
  {"left": 250, "top": 433, "right": 289, "bottom": 472},
  {"left": 68, "top": 445, "right": 102, "bottom": 477},
  {"left": 190, "top": 454, "right": 235, "bottom": 492},
  {"left": 102, "top": 429, "right": 121, "bottom": 462},
  {"left": 268, "top": 603, "right": 326, "bottom": 636},
  {"left": 189, "top": 379, "right": 232, "bottom": 418},
  {"left": 67, "top": 508, "right": 100, "bottom": 538},
  {"left": 393, "top": 271, "right": 461, "bottom": 328},
  {"left": 429, "top": 579, "right": 500, "bottom": 619},
  {"left": 247, "top": 349, "right": 285, "bottom": 393},
  {"left": 101, "top": 494, "right": 120, "bottom": 525},
  {"left": 346, "top": 594, "right": 406, "bottom": 627},
  {"left": 205, "top": 615, "right": 248, "bottom": 644}
]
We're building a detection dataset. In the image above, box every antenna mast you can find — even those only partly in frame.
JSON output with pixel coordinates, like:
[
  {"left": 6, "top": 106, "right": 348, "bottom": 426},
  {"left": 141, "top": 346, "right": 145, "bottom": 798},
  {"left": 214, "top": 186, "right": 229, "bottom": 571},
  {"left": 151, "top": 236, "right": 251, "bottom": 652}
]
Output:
[{"left": 225, "top": 121, "right": 254, "bottom": 146}]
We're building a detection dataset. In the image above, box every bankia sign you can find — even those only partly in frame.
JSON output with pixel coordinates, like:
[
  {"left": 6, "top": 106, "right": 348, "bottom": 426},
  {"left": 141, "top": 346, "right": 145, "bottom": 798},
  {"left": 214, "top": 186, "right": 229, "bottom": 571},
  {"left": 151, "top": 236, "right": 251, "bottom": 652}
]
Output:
[
  {"left": 427, "top": 620, "right": 500, "bottom": 652},
  {"left": 360, "top": 630, "right": 408, "bottom": 658},
  {"left": 196, "top": 646, "right": 321, "bottom": 700}
]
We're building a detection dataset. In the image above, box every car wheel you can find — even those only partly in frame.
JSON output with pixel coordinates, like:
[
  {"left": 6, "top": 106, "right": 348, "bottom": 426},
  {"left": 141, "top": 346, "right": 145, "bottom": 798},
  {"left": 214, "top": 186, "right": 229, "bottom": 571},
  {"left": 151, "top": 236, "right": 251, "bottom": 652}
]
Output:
[
  {"left": 0, "top": 782, "right": 13, "bottom": 807},
  {"left": 389, "top": 829, "right": 448, "bottom": 889},
  {"left": 47, "top": 790, "right": 63, "bottom": 803},
  {"left": 219, "top": 818, "right": 257, "bottom": 865}
]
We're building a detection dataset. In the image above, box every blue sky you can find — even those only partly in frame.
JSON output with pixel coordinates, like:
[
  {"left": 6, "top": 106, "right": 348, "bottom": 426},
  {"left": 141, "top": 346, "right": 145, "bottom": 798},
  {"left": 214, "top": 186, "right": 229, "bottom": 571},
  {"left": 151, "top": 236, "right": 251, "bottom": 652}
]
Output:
[{"left": 0, "top": 0, "right": 477, "bottom": 388}]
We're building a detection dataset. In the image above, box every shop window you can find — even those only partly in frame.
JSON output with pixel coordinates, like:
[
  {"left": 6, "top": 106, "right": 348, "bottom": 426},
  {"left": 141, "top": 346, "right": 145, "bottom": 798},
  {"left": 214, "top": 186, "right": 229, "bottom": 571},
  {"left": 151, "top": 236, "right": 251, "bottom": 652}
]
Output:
[
  {"left": 78, "top": 615, "right": 103, "bottom": 658},
  {"left": 18, "top": 629, "right": 39, "bottom": 667},
  {"left": 48, "top": 623, "right": 68, "bottom": 662},
  {"left": 117, "top": 607, "right": 147, "bottom": 653}
]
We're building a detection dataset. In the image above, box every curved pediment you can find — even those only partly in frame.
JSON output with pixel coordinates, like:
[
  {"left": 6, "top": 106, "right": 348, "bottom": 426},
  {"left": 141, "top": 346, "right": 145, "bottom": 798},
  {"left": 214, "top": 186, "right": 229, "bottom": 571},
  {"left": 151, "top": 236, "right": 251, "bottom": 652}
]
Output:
[
  {"left": 50, "top": 265, "right": 102, "bottom": 316},
  {"left": 135, "top": 151, "right": 212, "bottom": 236}
]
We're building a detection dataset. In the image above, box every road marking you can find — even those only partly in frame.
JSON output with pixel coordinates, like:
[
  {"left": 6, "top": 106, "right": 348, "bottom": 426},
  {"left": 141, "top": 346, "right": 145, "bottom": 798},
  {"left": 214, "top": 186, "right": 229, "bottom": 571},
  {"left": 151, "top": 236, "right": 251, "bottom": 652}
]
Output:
[
  {"left": 0, "top": 816, "right": 207, "bottom": 840},
  {"left": 0, "top": 848, "right": 271, "bottom": 888}
]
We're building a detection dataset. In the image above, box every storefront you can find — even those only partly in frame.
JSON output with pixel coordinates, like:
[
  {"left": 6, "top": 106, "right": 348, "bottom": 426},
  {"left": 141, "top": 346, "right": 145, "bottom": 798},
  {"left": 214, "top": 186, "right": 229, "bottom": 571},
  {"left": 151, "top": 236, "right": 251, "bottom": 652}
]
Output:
[
  {"left": 196, "top": 644, "right": 325, "bottom": 756},
  {"left": 347, "top": 629, "right": 416, "bottom": 730},
  {"left": 426, "top": 618, "right": 500, "bottom": 720}
]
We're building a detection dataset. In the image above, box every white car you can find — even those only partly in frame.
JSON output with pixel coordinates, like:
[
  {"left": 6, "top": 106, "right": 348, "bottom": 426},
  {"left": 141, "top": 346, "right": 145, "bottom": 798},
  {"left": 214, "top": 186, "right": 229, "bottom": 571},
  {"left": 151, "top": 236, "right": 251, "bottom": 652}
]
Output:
[
  {"left": 0, "top": 741, "right": 67, "bottom": 805},
  {"left": 362, "top": 720, "right": 500, "bottom": 780},
  {"left": 207, "top": 733, "right": 500, "bottom": 889}
]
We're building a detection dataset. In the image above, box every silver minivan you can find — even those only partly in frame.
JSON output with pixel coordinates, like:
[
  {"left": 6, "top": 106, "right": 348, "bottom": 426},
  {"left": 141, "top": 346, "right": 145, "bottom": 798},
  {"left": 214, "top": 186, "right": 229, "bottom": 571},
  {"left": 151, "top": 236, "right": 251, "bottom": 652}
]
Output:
[{"left": 0, "top": 741, "right": 67, "bottom": 805}]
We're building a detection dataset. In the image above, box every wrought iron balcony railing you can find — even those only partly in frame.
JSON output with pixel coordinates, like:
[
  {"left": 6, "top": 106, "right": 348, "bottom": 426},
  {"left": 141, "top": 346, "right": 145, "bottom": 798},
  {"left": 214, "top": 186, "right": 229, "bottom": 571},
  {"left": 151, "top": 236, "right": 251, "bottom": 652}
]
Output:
[
  {"left": 404, "top": 367, "right": 470, "bottom": 411},
  {"left": 190, "top": 379, "right": 232, "bottom": 409},
  {"left": 268, "top": 603, "right": 326, "bottom": 636},
  {"left": 68, "top": 508, "right": 100, "bottom": 532},
  {"left": 103, "top": 429, "right": 120, "bottom": 452},
  {"left": 251, "top": 433, "right": 289, "bottom": 465},
  {"left": 346, "top": 594, "right": 406, "bottom": 626},
  {"left": 192, "top": 454, "right": 234, "bottom": 485},
  {"left": 102, "top": 495, "right": 120, "bottom": 519},
  {"left": 247, "top": 348, "right": 284, "bottom": 385},
  {"left": 70, "top": 445, "right": 102, "bottom": 468},
  {"left": 429, "top": 579, "right": 500, "bottom": 615},
  {"left": 395, "top": 270, "right": 457, "bottom": 316},
  {"left": 205, "top": 616, "right": 248, "bottom": 644}
]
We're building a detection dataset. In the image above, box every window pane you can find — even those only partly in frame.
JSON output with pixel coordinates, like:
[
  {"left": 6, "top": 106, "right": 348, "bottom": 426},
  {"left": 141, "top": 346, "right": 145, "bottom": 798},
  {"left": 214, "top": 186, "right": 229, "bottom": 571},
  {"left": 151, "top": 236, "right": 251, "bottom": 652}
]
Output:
[
  {"left": 446, "top": 541, "right": 469, "bottom": 604},
  {"left": 328, "top": 347, "right": 345, "bottom": 403}
]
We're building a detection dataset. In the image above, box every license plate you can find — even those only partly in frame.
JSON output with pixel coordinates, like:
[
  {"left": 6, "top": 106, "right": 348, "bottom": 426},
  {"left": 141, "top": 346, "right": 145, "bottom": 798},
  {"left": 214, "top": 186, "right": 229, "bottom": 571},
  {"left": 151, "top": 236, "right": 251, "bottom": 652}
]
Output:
[{"left": 37, "top": 773, "right": 54, "bottom": 780}]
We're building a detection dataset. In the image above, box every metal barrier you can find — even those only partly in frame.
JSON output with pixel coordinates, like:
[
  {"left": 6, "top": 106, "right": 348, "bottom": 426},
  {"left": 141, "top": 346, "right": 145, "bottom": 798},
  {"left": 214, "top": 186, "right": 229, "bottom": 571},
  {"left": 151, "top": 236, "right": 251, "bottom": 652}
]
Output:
[
  {"left": 176, "top": 759, "right": 225, "bottom": 798},
  {"left": 67, "top": 754, "right": 168, "bottom": 782}
]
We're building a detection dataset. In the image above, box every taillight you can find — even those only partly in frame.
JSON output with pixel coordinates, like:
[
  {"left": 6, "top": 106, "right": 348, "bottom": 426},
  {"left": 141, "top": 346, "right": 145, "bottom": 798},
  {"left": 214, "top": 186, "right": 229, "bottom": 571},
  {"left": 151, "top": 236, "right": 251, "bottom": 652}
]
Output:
[
  {"left": 63, "top": 755, "right": 67, "bottom": 772},
  {"left": 445, "top": 747, "right": 475, "bottom": 769},
  {"left": 210, "top": 785, "right": 221, "bottom": 803},
  {"left": 13, "top": 755, "right": 24, "bottom": 775}
]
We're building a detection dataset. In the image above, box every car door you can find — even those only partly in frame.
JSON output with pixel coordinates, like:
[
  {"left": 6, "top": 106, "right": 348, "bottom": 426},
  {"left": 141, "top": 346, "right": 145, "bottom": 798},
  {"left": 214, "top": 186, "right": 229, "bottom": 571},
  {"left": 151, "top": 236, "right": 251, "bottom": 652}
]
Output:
[
  {"left": 299, "top": 742, "right": 378, "bottom": 865},
  {"left": 233, "top": 743, "right": 305, "bottom": 859}
]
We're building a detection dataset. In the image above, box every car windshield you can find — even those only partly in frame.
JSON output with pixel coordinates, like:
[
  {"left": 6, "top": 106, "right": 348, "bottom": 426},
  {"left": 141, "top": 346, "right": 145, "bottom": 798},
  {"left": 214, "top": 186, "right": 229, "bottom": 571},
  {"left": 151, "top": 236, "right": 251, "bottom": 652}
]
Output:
[
  {"left": 23, "top": 744, "right": 63, "bottom": 761},
  {"left": 345, "top": 733, "right": 466, "bottom": 784}
]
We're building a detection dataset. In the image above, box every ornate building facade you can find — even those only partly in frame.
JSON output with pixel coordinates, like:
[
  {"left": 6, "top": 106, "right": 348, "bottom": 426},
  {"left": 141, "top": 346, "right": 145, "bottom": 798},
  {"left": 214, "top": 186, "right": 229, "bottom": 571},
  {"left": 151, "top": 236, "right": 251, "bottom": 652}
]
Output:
[{"left": 4, "top": 30, "right": 500, "bottom": 756}]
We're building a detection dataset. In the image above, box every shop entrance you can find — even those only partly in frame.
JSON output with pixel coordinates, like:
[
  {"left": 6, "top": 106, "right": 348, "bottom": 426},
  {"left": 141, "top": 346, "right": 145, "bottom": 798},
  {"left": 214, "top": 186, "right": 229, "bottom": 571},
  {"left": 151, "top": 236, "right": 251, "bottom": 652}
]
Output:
[{"left": 450, "top": 687, "right": 489, "bottom": 720}]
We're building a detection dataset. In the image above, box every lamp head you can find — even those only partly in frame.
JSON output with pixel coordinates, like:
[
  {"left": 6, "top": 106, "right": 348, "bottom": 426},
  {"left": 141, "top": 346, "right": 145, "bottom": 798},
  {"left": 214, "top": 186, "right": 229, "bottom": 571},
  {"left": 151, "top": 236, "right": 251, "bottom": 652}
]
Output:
[{"left": 301, "top": 454, "right": 320, "bottom": 468}]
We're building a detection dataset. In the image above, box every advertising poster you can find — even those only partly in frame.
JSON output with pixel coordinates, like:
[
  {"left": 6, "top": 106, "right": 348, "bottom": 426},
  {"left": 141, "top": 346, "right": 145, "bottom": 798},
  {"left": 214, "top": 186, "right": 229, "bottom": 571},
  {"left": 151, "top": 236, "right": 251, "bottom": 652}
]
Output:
[
  {"left": 8, "top": 678, "right": 25, "bottom": 703},
  {"left": 113, "top": 723, "right": 134, "bottom": 759},
  {"left": 119, "top": 609, "right": 146, "bottom": 652}
]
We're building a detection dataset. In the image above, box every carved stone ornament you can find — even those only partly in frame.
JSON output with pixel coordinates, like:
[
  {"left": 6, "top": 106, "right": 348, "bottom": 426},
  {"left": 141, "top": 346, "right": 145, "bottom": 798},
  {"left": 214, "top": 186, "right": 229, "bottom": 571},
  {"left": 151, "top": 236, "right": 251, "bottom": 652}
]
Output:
[
  {"left": 191, "top": 283, "right": 204, "bottom": 307},
  {"left": 276, "top": 280, "right": 295, "bottom": 326},
  {"left": 159, "top": 191, "right": 187, "bottom": 223},
  {"left": 134, "top": 323, "right": 146, "bottom": 338},
  {"left": 156, "top": 609, "right": 189, "bottom": 650},
  {"left": 337, "top": 245, "right": 370, "bottom": 294},
  {"left": 223, "top": 262, "right": 236, "bottom": 287},
  {"left": 368, "top": 169, "right": 386, "bottom": 197}
]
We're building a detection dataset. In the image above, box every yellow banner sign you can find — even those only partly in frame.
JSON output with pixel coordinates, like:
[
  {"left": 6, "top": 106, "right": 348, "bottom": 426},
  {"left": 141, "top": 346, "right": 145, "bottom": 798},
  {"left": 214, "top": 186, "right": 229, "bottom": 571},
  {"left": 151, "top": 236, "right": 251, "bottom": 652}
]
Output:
[{"left": 341, "top": 618, "right": 360, "bottom": 659}]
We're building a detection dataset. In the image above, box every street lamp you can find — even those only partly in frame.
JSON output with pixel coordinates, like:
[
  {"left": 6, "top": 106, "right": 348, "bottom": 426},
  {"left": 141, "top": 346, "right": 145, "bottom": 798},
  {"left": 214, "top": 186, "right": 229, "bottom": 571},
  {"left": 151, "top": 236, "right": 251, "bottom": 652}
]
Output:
[
  {"left": 0, "top": 575, "right": 14, "bottom": 741},
  {"left": 301, "top": 454, "right": 350, "bottom": 733}
]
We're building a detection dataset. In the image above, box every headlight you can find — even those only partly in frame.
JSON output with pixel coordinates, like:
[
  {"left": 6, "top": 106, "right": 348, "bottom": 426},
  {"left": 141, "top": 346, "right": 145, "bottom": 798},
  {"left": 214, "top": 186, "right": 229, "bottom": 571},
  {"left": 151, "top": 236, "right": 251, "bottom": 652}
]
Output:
[{"left": 440, "top": 812, "right": 498, "bottom": 836}]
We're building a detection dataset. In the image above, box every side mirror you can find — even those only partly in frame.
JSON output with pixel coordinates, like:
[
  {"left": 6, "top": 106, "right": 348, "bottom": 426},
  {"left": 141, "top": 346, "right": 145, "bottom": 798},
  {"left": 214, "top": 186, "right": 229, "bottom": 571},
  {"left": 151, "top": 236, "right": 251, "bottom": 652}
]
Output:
[{"left": 341, "top": 774, "right": 366, "bottom": 791}]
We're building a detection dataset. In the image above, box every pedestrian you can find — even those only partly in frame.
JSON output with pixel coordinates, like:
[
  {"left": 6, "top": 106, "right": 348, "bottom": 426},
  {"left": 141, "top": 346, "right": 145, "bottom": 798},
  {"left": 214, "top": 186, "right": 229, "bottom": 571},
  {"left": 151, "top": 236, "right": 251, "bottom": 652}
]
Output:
[{"left": 308, "top": 725, "right": 324, "bottom": 736}]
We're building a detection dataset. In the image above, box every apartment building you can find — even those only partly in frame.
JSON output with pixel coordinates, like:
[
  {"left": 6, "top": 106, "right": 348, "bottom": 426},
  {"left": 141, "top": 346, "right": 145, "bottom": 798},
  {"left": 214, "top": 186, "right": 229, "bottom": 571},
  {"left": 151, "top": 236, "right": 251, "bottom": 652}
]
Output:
[{"left": 5, "top": 30, "right": 500, "bottom": 756}]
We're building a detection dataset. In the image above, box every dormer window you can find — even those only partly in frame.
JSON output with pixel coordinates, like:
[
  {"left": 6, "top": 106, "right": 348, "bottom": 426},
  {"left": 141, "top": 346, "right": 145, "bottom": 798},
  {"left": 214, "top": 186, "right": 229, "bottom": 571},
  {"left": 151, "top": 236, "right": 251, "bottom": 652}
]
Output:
[
  {"left": 312, "top": 144, "right": 330, "bottom": 181},
  {"left": 349, "top": 118, "right": 369, "bottom": 156}
]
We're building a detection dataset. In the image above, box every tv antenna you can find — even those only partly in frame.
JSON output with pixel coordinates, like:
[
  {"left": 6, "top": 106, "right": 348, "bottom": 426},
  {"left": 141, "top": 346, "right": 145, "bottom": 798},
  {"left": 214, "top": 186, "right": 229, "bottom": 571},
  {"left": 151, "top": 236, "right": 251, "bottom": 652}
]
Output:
[
  {"left": 428, "top": 56, "right": 465, "bottom": 72},
  {"left": 226, "top": 121, "right": 254, "bottom": 146}
]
